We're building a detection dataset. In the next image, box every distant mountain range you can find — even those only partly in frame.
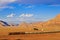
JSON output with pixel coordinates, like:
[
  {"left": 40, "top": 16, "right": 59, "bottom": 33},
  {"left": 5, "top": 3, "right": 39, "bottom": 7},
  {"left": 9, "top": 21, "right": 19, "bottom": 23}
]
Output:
[
  {"left": 0, "top": 14, "right": 60, "bottom": 35},
  {"left": 0, "top": 14, "right": 60, "bottom": 27}
]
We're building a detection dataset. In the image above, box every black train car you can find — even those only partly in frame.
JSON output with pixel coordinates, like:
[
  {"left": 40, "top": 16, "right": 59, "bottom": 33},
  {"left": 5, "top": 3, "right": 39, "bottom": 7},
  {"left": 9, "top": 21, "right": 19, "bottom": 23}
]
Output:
[{"left": 9, "top": 32, "right": 25, "bottom": 35}]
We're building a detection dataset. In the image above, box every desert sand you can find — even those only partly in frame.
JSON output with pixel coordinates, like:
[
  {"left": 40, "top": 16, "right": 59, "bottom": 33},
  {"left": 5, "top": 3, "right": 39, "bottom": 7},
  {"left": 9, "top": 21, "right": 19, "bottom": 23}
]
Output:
[{"left": 0, "top": 14, "right": 60, "bottom": 40}]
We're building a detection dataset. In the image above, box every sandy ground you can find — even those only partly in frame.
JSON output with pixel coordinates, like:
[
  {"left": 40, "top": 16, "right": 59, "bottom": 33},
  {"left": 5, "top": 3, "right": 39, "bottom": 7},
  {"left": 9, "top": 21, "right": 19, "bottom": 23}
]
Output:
[{"left": 0, "top": 32, "right": 60, "bottom": 40}]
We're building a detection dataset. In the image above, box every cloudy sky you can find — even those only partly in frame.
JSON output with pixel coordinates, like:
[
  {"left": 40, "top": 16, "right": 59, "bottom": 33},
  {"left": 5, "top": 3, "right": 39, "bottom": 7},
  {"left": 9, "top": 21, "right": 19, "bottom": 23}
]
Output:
[{"left": 0, "top": 0, "right": 60, "bottom": 23}]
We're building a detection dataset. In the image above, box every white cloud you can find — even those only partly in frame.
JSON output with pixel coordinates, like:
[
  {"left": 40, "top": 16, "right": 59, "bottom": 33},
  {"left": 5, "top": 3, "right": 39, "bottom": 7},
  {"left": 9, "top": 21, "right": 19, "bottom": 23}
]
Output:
[
  {"left": 0, "top": 0, "right": 16, "bottom": 10},
  {"left": 25, "top": 5, "right": 34, "bottom": 8},
  {"left": 19, "top": 14, "right": 33, "bottom": 17},
  {"left": 0, "top": 0, "right": 17, "bottom": 9},
  {"left": 7, "top": 13, "right": 15, "bottom": 18},
  {"left": 0, "top": 0, "right": 16, "bottom": 4},
  {"left": 26, "top": 6, "right": 33, "bottom": 8},
  {"left": 18, "top": 13, "right": 34, "bottom": 22},
  {"left": 0, "top": 6, "right": 14, "bottom": 9}
]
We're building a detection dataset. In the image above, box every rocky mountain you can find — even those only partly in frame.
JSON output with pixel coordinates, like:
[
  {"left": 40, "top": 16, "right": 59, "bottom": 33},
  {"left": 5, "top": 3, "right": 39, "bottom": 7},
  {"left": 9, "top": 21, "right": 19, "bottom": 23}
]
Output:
[
  {"left": 0, "top": 14, "right": 60, "bottom": 35},
  {"left": 0, "top": 20, "right": 10, "bottom": 26},
  {"left": 17, "top": 14, "right": 60, "bottom": 32},
  {"left": 44, "top": 14, "right": 60, "bottom": 26}
]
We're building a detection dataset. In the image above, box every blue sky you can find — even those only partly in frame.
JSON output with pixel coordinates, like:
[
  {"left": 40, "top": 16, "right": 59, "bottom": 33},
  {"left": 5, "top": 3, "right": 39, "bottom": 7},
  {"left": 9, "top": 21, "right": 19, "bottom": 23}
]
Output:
[{"left": 0, "top": 0, "right": 60, "bottom": 23}]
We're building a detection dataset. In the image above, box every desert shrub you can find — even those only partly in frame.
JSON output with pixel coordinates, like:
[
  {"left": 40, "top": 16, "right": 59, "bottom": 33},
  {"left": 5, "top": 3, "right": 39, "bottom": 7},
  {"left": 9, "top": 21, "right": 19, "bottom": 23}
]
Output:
[{"left": 34, "top": 28, "right": 38, "bottom": 30}]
